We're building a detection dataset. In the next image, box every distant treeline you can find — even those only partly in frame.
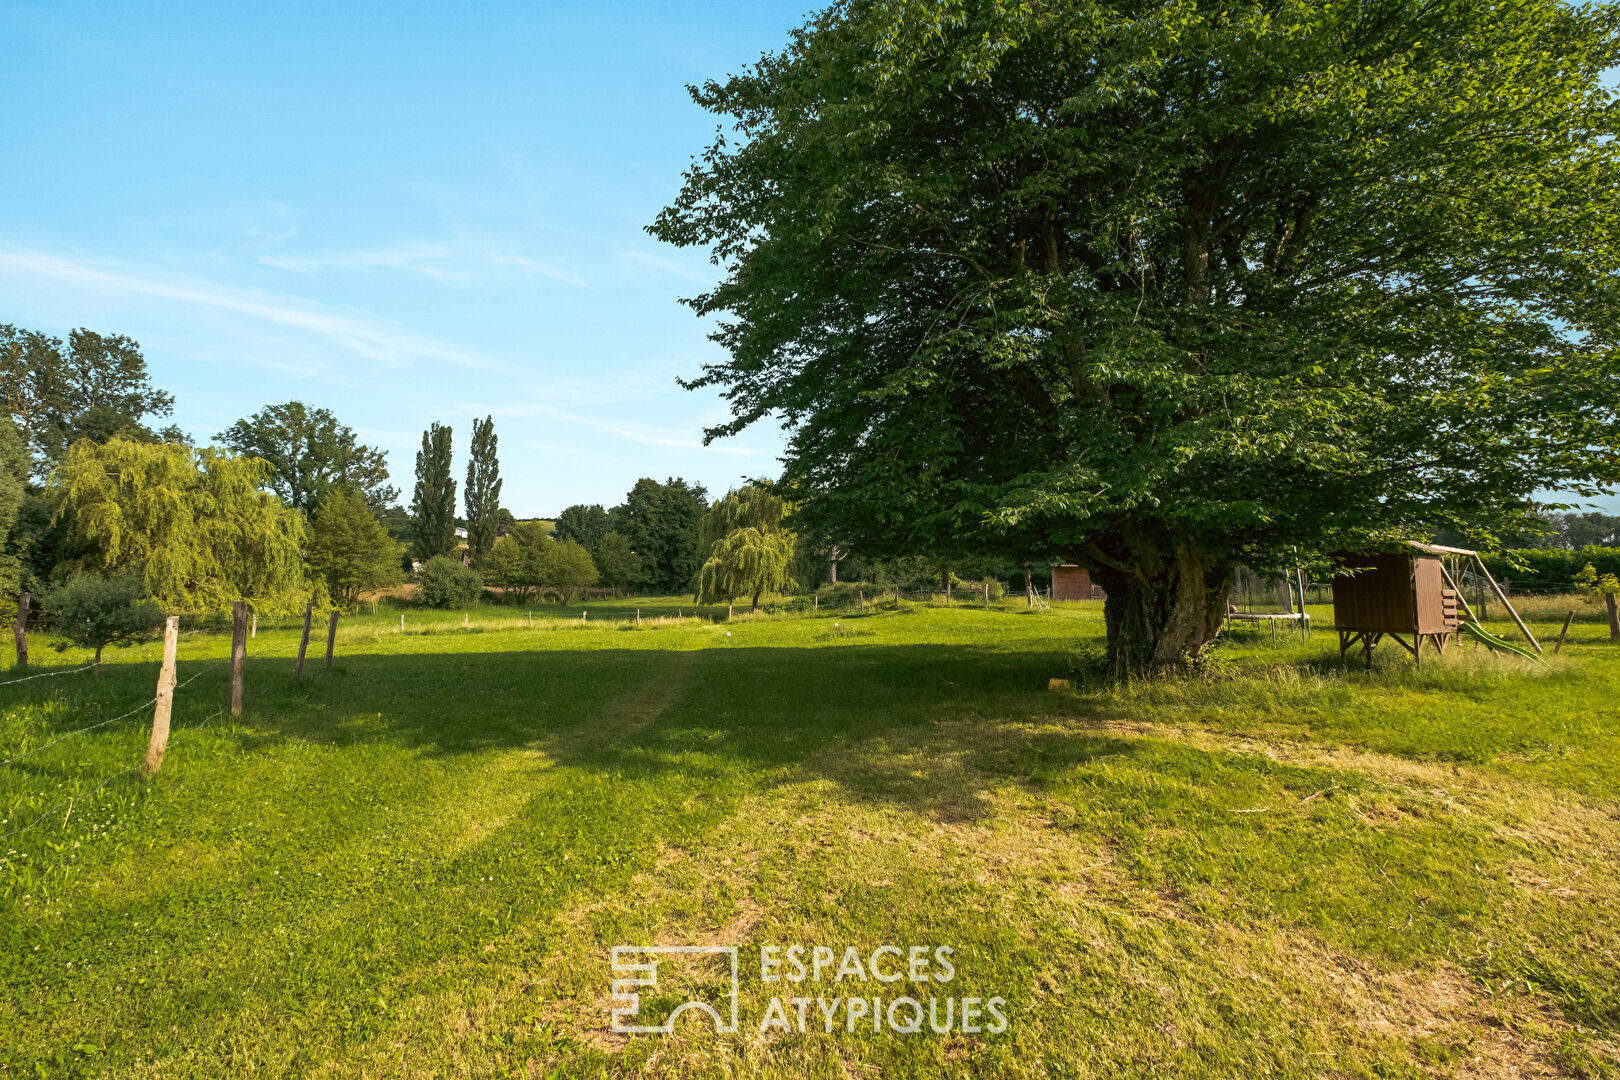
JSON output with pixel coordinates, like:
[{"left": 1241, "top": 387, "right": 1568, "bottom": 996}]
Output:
[{"left": 1478, "top": 546, "right": 1620, "bottom": 592}]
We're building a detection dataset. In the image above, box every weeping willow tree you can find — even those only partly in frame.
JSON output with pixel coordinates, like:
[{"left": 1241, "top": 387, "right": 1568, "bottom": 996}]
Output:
[
  {"left": 53, "top": 437, "right": 313, "bottom": 613},
  {"left": 696, "top": 486, "right": 796, "bottom": 610}
]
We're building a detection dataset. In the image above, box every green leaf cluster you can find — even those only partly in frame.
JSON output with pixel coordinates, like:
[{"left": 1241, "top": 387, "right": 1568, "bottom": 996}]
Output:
[
  {"left": 52, "top": 438, "right": 310, "bottom": 613},
  {"left": 306, "top": 487, "right": 406, "bottom": 610}
]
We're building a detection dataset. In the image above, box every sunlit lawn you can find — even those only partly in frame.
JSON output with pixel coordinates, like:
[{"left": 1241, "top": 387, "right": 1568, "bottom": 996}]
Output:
[{"left": 2, "top": 596, "right": 1617, "bottom": 1078}]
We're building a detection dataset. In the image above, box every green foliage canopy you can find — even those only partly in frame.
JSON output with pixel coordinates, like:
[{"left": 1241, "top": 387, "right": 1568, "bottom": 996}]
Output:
[
  {"left": 306, "top": 487, "right": 405, "bottom": 609},
  {"left": 43, "top": 571, "right": 162, "bottom": 668},
  {"left": 216, "top": 401, "right": 397, "bottom": 512},
  {"left": 590, "top": 531, "right": 642, "bottom": 594},
  {"left": 553, "top": 504, "right": 611, "bottom": 550},
  {"left": 0, "top": 419, "right": 24, "bottom": 599},
  {"left": 53, "top": 438, "right": 309, "bottom": 612},
  {"left": 697, "top": 486, "right": 796, "bottom": 609},
  {"left": 652, "top": 0, "right": 1620, "bottom": 668},
  {"left": 0, "top": 325, "right": 179, "bottom": 478},
  {"left": 542, "top": 538, "right": 598, "bottom": 606},
  {"left": 610, "top": 477, "right": 707, "bottom": 594},
  {"left": 415, "top": 555, "right": 483, "bottom": 609}
]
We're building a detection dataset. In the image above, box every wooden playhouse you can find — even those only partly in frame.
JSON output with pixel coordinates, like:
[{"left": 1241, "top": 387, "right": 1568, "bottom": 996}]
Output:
[
  {"left": 1331, "top": 541, "right": 1539, "bottom": 666},
  {"left": 1051, "top": 564, "right": 1106, "bottom": 601}
]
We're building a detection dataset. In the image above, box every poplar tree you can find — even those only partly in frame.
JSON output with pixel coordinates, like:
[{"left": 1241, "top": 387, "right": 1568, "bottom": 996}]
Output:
[
  {"left": 464, "top": 415, "right": 502, "bottom": 563},
  {"left": 411, "top": 423, "right": 456, "bottom": 561}
]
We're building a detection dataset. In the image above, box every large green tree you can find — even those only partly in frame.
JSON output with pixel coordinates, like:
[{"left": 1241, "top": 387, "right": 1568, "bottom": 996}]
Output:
[
  {"left": 216, "top": 401, "right": 396, "bottom": 511},
  {"left": 53, "top": 438, "right": 309, "bottom": 612},
  {"left": 0, "top": 326, "right": 180, "bottom": 477},
  {"left": 411, "top": 423, "right": 457, "bottom": 561},
  {"left": 306, "top": 487, "right": 405, "bottom": 609},
  {"left": 610, "top": 478, "right": 708, "bottom": 594},
  {"left": 653, "top": 0, "right": 1620, "bottom": 669},
  {"left": 463, "top": 415, "right": 502, "bottom": 563}
]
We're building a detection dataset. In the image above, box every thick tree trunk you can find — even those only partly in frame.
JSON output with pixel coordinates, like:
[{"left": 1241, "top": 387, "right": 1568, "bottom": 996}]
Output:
[
  {"left": 94, "top": 643, "right": 103, "bottom": 678},
  {"left": 1085, "top": 529, "right": 1232, "bottom": 673},
  {"left": 941, "top": 566, "right": 951, "bottom": 605},
  {"left": 1023, "top": 565, "right": 1034, "bottom": 607},
  {"left": 1606, "top": 591, "right": 1619, "bottom": 642}
]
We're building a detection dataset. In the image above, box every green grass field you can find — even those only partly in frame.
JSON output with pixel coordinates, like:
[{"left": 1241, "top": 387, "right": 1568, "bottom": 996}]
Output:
[{"left": 2, "top": 597, "right": 1617, "bottom": 1078}]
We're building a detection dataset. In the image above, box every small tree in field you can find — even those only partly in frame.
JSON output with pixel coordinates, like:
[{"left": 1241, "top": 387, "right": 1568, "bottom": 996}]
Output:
[
  {"left": 481, "top": 521, "right": 551, "bottom": 603},
  {"left": 306, "top": 487, "right": 404, "bottom": 610},
  {"left": 45, "top": 572, "right": 162, "bottom": 674},
  {"left": 591, "top": 531, "right": 641, "bottom": 595},
  {"left": 697, "top": 486, "right": 796, "bottom": 611},
  {"left": 541, "top": 539, "right": 597, "bottom": 606},
  {"left": 699, "top": 527, "right": 795, "bottom": 611}
]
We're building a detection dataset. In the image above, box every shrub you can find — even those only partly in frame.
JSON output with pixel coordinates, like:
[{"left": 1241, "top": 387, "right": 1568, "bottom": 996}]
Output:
[
  {"left": 416, "top": 556, "right": 483, "bottom": 609},
  {"left": 44, "top": 571, "right": 163, "bottom": 673}
]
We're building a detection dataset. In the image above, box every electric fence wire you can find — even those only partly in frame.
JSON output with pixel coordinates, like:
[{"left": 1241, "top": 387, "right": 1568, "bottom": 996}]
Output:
[
  {"left": 0, "top": 765, "right": 143, "bottom": 842},
  {"left": 0, "top": 663, "right": 98, "bottom": 689},
  {"left": 0, "top": 659, "right": 230, "bottom": 766}
]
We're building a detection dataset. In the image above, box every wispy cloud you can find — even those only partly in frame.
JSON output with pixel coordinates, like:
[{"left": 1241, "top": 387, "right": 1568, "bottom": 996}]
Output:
[
  {"left": 258, "top": 244, "right": 462, "bottom": 280},
  {"left": 0, "top": 249, "right": 501, "bottom": 371},
  {"left": 256, "top": 239, "right": 588, "bottom": 288},
  {"left": 620, "top": 250, "right": 714, "bottom": 283}
]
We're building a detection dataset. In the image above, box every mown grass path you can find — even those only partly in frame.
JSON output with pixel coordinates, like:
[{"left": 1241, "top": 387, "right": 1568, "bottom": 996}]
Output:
[{"left": 2, "top": 600, "right": 1616, "bottom": 1077}]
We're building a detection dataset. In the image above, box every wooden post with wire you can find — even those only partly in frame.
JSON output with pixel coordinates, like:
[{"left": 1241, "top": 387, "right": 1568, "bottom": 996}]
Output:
[
  {"left": 12, "top": 591, "right": 27, "bottom": 671},
  {"left": 143, "top": 616, "right": 180, "bottom": 777},
  {"left": 230, "top": 601, "right": 247, "bottom": 716},
  {"left": 294, "top": 601, "right": 313, "bottom": 679},
  {"left": 325, "top": 611, "right": 339, "bottom": 668}
]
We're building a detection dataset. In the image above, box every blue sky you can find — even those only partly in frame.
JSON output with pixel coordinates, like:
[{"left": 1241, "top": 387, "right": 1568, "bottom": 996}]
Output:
[
  {"left": 3, "top": 3, "right": 1614, "bottom": 521},
  {"left": 0, "top": 1, "right": 811, "bottom": 516}
]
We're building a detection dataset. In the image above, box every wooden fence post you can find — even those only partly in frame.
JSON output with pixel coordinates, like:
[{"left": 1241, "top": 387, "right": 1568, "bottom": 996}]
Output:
[
  {"left": 326, "top": 611, "right": 339, "bottom": 668},
  {"left": 1553, "top": 611, "right": 1574, "bottom": 654},
  {"left": 230, "top": 602, "right": 247, "bottom": 716},
  {"left": 294, "top": 602, "right": 313, "bottom": 679},
  {"left": 582, "top": 610, "right": 588, "bottom": 626},
  {"left": 251, "top": 611, "right": 257, "bottom": 639},
  {"left": 636, "top": 608, "right": 641, "bottom": 625},
  {"left": 400, "top": 613, "right": 405, "bottom": 632},
  {"left": 143, "top": 616, "right": 180, "bottom": 777},
  {"left": 528, "top": 610, "right": 533, "bottom": 628},
  {"left": 13, "top": 592, "right": 28, "bottom": 671}
]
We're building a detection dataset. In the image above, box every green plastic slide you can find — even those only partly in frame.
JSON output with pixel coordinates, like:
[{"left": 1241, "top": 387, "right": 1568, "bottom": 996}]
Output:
[{"left": 1458, "top": 621, "right": 1544, "bottom": 663}]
